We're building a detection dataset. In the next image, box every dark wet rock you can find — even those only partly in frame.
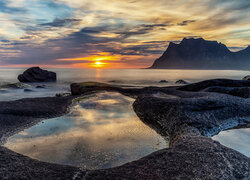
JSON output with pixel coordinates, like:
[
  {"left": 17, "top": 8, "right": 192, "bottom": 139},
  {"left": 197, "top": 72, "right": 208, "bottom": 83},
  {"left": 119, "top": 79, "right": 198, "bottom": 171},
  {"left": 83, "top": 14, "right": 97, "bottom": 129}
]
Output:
[
  {"left": 243, "top": 75, "right": 250, "bottom": 80},
  {"left": 70, "top": 82, "right": 136, "bottom": 95},
  {"left": 0, "top": 82, "right": 30, "bottom": 89},
  {"left": 0, "top": 96, "right": 73, "bottom": 119},
  {"left": 175, "top": 79, "right": 188, "bottom": 84},
  {"left": 0, "top": 96, "right": 74, "bottom": 140},
  {"left": 107, "top": 80, "right": 122, "bottom": 83},
  {"left": 56, "top": 92, "right": 71, "bottom": 97},
  {"left": 204, "top": 86, "right": 250, "bottom": 98},
  {"left": 133, "top": 93, "right": 250, "bottom": 138},
  {"left": 18, "top": 67, "right": 56, "bottom": 82},
  {"left": 86, "top": 135, "right": 250, "bottom": 179},
  {"left": 178, "top": 79, "right": 250, "bottom": 91},
  {"left": 159, "top": 80, "right": 168, "bottom": 83},
  {"left": 24, "top": 88, "right": 33, "bottom": 92},
  {"left": 71, "top": 82, "right": 111, "bottom": 95},
  {"left": 36, "top": 85, "right": 46, "bottom": 88},
  {"left": 0, "top": 146, "right": 79, "bottom": 180}
]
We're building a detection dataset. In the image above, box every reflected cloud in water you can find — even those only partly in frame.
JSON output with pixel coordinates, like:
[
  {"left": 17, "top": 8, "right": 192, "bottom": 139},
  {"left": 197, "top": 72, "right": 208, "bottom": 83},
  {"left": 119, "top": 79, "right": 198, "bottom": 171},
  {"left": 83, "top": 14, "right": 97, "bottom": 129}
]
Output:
[{"left": 4, "top": 92, "right": 167, "bottom": 169}]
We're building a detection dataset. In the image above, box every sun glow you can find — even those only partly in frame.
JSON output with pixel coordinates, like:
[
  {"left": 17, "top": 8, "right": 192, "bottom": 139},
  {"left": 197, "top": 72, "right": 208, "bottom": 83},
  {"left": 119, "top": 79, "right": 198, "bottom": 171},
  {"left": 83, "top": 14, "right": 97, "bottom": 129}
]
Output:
[
  {"left": 92, "top": 60, "right": 105, "bottom": 68},
  {"left": 57, "top": 52, "right": 122, "bottom": 68}
]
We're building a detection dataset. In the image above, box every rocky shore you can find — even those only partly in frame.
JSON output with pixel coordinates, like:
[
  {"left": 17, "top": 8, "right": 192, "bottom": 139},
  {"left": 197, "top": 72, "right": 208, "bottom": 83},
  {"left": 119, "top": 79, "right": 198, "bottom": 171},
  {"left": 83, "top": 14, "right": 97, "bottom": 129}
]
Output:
[{"left": 0, "top": 79, "right": 250, "bottom": 179}]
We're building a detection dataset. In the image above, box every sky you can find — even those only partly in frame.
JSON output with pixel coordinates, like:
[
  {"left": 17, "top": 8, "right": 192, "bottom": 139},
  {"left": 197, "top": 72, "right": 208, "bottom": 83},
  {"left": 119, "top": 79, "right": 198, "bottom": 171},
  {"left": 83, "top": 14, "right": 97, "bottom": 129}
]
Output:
[{"left": 0, "top": 0, "right": 250, "bottom": 68}]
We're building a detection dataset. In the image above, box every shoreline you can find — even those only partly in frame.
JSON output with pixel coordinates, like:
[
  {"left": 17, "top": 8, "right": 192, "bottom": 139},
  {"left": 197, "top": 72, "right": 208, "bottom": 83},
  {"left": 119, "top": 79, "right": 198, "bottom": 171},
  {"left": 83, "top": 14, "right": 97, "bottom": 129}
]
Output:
[{"left": 1, "top": 80, "right": 250, "bottom": 179}]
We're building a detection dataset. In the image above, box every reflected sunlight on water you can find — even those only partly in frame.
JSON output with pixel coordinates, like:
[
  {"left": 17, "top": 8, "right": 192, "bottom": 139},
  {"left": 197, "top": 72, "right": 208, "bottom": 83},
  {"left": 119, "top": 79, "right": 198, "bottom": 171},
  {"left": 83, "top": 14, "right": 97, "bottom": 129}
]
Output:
[{"left": 4, "top": 92, "right": 167, "bottom": 169}]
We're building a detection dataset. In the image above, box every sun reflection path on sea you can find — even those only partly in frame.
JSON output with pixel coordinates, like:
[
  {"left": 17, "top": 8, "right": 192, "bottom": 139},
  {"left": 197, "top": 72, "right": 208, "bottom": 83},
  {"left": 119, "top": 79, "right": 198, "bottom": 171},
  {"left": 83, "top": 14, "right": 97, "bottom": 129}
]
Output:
[{"left": 4, "top": 92, "right": 167, "bottom": 170}]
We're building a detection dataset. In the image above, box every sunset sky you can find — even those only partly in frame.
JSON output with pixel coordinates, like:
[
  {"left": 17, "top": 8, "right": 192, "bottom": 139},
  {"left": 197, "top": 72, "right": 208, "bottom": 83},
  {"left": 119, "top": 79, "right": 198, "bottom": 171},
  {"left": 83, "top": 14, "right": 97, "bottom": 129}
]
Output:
[{"left": 0, "top": 0, "right": 250, "bottom": 68}]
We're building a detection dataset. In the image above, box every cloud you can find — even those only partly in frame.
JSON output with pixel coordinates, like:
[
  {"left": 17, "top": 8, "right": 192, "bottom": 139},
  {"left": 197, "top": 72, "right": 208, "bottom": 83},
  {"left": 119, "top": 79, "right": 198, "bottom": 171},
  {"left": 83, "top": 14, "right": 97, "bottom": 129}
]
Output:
[
  {"left": 177, "top": 20, "right": 196, "bottom": 26},
  {"left": 39, "top": 18, "right": 81, "bottom": 27},
  {"left": 1, "top": 0, "right": 250, "bottom": 67}
]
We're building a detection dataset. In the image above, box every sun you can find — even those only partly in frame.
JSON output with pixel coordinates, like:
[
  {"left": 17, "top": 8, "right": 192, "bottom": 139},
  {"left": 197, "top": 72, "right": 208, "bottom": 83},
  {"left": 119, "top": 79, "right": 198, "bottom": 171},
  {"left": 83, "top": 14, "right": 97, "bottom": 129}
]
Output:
[
  {"left": 95, "top": 61, "right": 102, "bottom": 65},
  {"left": 92, "top": 60, "right": 105, "bottom": 68}
]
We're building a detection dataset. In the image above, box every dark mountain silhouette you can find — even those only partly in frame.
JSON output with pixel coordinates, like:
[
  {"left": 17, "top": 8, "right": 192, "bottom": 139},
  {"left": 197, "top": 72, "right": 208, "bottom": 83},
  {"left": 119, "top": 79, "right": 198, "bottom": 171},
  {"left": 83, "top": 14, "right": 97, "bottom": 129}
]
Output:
[{"left": 150, "top": 38, "right": 250, "bottom": 69}]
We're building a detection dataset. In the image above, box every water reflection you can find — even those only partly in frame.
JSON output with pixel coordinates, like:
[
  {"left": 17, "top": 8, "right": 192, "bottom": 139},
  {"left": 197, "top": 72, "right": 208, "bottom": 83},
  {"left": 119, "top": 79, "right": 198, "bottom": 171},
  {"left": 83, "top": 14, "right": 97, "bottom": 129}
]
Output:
[
  {"left": 4, "top": 92, "right": 167, "bottom": 169},
  {"left": 213, "top": 128, "right": 250, "bottom": 157}
]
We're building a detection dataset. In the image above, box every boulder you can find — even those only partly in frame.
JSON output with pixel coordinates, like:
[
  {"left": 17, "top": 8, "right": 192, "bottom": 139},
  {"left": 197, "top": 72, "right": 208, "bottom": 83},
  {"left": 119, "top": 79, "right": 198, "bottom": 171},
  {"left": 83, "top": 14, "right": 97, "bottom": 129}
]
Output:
[
  {"left": 71, "top": 82, "right": 119, "bottom": 95},
  {"left": 175, "top": 79, "right": 188, "bottom": 84},
  {"left": 18, "top": 67, "right": 56, "bottom": 82},
  {"left": 178, "top": 79, "right": 250, "bottom": 92},
  {"left": 243, "top": 75, "right": 250, "bottom": 80},
  {"left": 0, "top": 82, "right": 30, "bottom": 89},
  {"left": 159, "top": 80, "right": 168, "bottom": 83}
]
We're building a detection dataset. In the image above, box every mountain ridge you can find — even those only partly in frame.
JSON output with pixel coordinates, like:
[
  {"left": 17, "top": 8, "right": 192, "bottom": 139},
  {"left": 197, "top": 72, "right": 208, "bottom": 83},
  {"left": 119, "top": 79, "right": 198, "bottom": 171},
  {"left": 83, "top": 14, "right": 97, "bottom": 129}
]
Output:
[{"left": 150, "top": 38, "right": 250, "bottom": 70}]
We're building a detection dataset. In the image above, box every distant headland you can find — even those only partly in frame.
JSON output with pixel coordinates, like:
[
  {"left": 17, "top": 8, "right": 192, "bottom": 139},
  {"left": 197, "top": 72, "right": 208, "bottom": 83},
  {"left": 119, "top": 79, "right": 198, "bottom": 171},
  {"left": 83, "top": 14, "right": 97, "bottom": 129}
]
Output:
[{"left": 149, "top": 37, "right": 250, "bottom": 70}]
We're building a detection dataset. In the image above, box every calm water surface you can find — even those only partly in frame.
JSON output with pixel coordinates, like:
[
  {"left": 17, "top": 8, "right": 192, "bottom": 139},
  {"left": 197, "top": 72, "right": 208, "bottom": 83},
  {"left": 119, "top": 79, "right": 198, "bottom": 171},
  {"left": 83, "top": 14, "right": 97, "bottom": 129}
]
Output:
[
  {"left": 4, "top": 92, "right": 167, "bottom": 169},
  {"left": 213, "top": 128, "right": 250, "bottom": 157}
]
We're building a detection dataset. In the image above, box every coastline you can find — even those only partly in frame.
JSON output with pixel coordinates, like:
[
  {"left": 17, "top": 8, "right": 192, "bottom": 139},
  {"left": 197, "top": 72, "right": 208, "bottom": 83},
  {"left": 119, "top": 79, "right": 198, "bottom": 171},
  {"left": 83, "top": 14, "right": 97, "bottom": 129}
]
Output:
[{"left": 0, "top": 80, "right": 250, "bottom": 179}]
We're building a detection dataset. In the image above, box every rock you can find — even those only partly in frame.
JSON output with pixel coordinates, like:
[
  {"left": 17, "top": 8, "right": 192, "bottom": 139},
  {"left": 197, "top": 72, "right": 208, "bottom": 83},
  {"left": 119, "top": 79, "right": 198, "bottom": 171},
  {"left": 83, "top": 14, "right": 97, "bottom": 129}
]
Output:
[
  {"left": 86, "top": 135, "right": 250, "bottom": 180},
  {"left": 203, "top": 86, "right": 250, "bottom": 98},
  {"left": 0, "top": 82, "right": 30, "bottom": 89},
  {"left": 36, "top": 85, "right": 46, "bottom": 88},
  {"left": 175, "top": 79, "right": 188, "bottom": 84},
  {"left": 18, "top": 67, "right": 56, "bottom": 82},
  {"left": 243, "top": 75, "right": 250, "bottom": 80},
  {"left": 133, "top": 93, "right": 250, "bottom": 138},
  {"left": 24, "top": 89, "right": 33, "bottom": 92},
  {"left": 71, "top": 82, "right": 120, "bottom": 95},
  {"left": 159, "top": 80, "right": 168, "bottom": 83},
  {"left": 0, "top": 146, "right": 79, "bottom": 180},
  {"left": 178, "top": 79, "right": 250, "bottom": 92},
  {"left": 56, "top": 92, "right": 71, "bottom": 97}
]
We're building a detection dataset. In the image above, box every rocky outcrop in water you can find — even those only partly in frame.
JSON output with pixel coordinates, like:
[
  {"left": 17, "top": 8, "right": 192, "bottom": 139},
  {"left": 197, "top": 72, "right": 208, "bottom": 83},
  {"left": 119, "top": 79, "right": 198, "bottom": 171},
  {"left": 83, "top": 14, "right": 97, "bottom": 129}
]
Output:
[
  {"left": 175, "top": 79, "right": 188, "bottom": 84},
  {"left": 150, "top": 37, "right": 250, "bottom": 70},
  {"left": 18, "top": 67, "right": 56, "bottom": 82}
]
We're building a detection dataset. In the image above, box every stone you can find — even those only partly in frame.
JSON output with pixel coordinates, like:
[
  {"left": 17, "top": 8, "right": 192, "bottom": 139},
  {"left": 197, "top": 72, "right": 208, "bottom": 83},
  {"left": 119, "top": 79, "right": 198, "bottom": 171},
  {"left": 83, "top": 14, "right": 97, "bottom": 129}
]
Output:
[
  {"left": 178, "top": 79, "right": 250, "bottom": 91},
  {"left": 0, "top": 82, "right": 30, "bottom": 89},
  {"left": 175, "top": 79, "right": 188, "bottom": 84},
  {"left": 243, "top": 75, "right": 250, "bottom": 80},
  {"left": 36, "top": 85, "right": 46, "bottom": 88},
  {"left": 18, "top": 67, "right": 56, "bottom": 82},
  {"left": 203, "top": 86, "right": 250, "bottom": 98},
  {"left": 24, "top": 88, "right": 33, "bottom": 92},
  {"left": 159, "top": 80, "right": 168, "bottom": 83}
]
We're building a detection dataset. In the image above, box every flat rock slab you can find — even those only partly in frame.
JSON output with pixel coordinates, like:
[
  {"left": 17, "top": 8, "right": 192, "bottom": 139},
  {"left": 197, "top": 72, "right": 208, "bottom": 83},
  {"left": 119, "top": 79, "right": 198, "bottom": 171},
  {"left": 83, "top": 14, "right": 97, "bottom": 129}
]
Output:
[
  {"left": 178, "top": 79, "right": 250, "bottom": 91},
  {"left": 0, "top": 96, "right": 74, "bottom": 141},
  {"left": 0, "top": 146, "right": 79, "bottom": 180},
  {"left": 133, "top": 93, "right": 250, "bottom": 138},
  {"left": 85, "top": 136, "right": 250, "bottom": 180}
]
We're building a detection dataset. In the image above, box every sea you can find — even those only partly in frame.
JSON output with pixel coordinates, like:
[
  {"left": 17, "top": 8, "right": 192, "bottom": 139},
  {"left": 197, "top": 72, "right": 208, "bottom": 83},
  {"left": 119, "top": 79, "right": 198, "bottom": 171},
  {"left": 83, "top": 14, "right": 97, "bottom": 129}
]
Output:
[{"left": 0, "top": 68, "right": 250, "bottom": 101}]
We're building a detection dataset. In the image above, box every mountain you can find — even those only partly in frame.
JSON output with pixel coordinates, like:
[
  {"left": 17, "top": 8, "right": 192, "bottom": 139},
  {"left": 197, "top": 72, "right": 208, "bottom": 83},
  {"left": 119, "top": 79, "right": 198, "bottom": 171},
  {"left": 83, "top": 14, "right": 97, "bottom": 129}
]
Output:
[{"left": 149, "top": 38, "right": 250, "bottom": 70}]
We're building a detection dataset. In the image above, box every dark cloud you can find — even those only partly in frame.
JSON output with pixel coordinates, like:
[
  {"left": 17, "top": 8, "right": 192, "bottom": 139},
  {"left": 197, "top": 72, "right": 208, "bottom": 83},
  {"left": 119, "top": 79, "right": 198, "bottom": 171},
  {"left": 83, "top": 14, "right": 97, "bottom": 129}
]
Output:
[
  {"left": 2, "top": 24, "right": 167, "bottom": 65},
  {"left": 39, "top": 18, "right": 81, "bottom": 27},
  {"left": 114, "top": 23, "right": 169, "bottom": 39},
  {"left": 178, "top": 20, "right": 196, "bottom": 26}
]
